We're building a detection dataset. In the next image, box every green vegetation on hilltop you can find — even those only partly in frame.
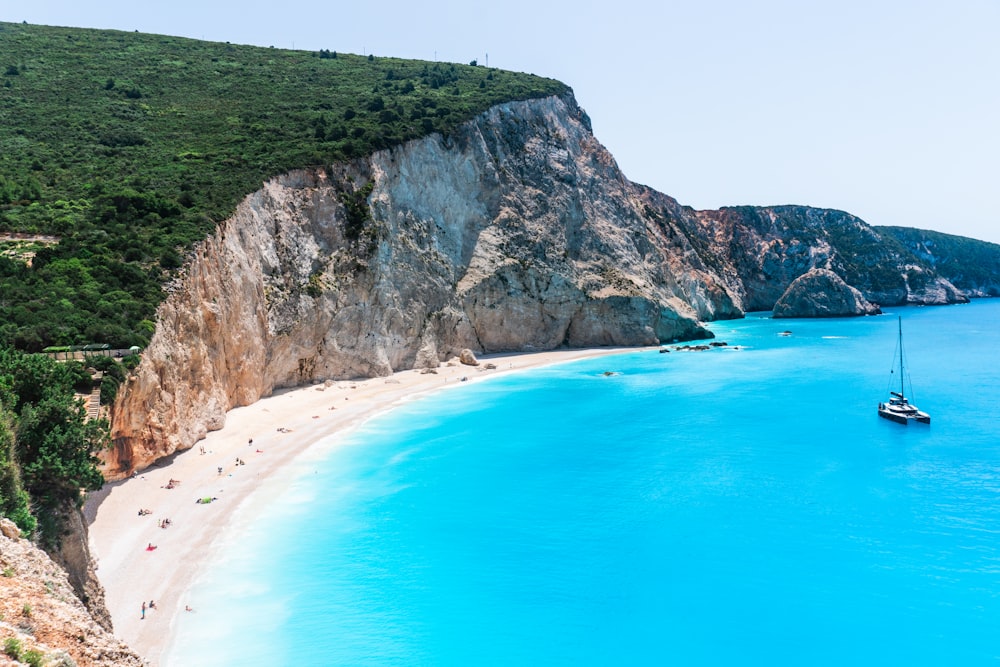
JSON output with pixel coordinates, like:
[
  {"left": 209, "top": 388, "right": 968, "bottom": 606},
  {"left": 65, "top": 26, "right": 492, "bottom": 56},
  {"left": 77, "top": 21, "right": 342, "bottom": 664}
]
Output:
[{"left": 0, "top": 21, "right": 568, "bottom": 351}]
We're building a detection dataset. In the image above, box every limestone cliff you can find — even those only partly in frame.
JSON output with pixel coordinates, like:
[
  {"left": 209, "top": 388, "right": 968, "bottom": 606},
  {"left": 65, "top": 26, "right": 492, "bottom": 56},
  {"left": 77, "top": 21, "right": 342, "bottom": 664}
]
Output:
[
  {"left": 0, "top": 520, "right": 142, "bottom": 667},
  {"left": 687, "top": 206, "right": 968, "bottom": 311},
  {"left": 107, "top": 93, "right": 741, "bottom": 476},
  {"left": 773, "top": 268, "right": 882, "bottom": 318},
  {"left": 48, "top": 505, "right": 113, "bottom": 633},
  {"left": 877, "top": 225, "right": 1000, "bottom": 298}
]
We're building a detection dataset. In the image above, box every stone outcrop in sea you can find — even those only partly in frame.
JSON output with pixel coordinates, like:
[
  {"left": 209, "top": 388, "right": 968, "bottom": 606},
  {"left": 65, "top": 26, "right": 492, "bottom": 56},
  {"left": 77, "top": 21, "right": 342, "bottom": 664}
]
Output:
[{"left": 772, "top": 268, "right": 882, "bottom": 318}]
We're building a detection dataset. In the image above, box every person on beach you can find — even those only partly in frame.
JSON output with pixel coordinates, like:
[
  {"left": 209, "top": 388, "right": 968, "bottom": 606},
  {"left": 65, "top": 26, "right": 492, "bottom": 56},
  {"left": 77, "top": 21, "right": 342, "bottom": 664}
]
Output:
[
  {"left": 146, "top": 542, "right": 157, "bottom": 551},
  {"left": 149, "top": 600, "right": 156, "bottom": 609},
  {"left": 141, "top": 601, "right": 146, "bottom": 619}
]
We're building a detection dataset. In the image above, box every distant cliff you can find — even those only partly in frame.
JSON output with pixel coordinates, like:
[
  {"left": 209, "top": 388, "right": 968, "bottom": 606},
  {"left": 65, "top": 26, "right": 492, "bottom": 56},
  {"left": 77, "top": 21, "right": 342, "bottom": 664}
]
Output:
[
  {"left": 684, "top": 205, "right": 968, "bottom": 311},
  {"left": 877, "top": 226, "right": 1000, "bottom": 297}
]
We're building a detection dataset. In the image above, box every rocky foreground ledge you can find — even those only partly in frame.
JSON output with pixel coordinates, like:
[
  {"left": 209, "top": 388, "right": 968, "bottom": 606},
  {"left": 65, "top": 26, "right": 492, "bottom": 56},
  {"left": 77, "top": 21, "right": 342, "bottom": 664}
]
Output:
[{"left": 0, "top": 520, "right": 142, "bottom": 667}]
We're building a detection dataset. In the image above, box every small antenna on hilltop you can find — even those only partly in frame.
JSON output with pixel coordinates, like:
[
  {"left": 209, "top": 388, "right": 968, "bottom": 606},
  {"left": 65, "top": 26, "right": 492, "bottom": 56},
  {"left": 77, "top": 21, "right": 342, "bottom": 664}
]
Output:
[{"left": 486, "top": 52, "right": 488, "bottom": 67}]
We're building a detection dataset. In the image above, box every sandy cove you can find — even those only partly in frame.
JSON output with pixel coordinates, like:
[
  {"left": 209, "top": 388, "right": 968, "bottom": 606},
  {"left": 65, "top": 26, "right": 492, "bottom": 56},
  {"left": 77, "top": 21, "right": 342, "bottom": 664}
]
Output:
[{"left": 85, "top": 347, "right": 640, "bottom": 665}]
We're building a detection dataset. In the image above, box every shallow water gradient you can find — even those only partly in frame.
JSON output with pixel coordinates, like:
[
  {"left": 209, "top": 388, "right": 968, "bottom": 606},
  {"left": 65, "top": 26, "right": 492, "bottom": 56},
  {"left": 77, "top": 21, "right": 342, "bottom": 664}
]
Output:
[{"left": 167, "top": 301, "right": 1000, "bottom": 666}]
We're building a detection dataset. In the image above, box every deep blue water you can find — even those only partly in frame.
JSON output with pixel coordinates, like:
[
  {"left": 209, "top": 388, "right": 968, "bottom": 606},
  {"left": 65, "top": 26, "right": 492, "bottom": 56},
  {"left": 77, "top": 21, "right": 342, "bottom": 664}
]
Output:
[{"left": 168, "top": 301, "right": 1000, "bottom": 665}]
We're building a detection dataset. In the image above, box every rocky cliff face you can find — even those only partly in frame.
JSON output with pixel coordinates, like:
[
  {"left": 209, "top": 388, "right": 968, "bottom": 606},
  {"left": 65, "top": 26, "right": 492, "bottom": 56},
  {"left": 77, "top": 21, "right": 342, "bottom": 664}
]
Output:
[
  {"left": 49, "top": 506, "right": 113, "bottom": 633},
  {"left": 687, "top": 206, "right": 968, "bottom": 311},
  {"left": 106, "top": 93, "right": 741, "bottom": 476},
  {"left": 877, "top": 225, "right": 1000, "bottom": 298},
  {"left": 0, "top": 519, "right": 142, "bottom": 667}
]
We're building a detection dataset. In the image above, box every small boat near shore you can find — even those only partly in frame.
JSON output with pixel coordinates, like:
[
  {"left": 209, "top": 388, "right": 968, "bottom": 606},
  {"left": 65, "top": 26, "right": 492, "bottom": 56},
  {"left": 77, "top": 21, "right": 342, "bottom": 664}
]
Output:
[{"left": 878, "top": 316, "right": 930, "bottom": 425}]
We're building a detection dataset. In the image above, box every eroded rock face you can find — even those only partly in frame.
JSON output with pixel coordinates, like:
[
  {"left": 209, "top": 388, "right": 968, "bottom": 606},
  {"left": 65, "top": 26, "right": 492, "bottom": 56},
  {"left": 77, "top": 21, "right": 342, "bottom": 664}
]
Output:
[
  {"left": 772, "top": 268, "right": 882, "bottom": 318},
  {"left": 0, "top": 521, "right": 143, "bottom": 667},
  {"left": 688, "top": 206, "right": 968, "bottom": 310},
  {"left": 107, "top": 93, "right": 740, "bottom": 477},
  {"left": 49, "top": 506, "right": 113, "bottom": 633}
]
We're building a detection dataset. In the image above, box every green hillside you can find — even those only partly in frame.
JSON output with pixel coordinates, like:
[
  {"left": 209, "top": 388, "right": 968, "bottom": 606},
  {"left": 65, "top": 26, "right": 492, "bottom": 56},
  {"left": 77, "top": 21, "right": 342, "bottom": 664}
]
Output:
[{"left": 0, "top": 21, "right": 568, "bottom": 351}]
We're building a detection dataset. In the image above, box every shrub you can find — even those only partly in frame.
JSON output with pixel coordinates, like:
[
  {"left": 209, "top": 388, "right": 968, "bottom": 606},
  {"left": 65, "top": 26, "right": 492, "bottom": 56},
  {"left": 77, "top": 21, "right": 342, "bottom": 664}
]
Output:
[
  {"left": 3, "top": 637, "right": 22, "bottom": 659},
  {"left": 159, "top": 248, "right": 182, "bottom": 269},
  {"left": 23, "top": 648, "right": 44, "bottom": 667}
]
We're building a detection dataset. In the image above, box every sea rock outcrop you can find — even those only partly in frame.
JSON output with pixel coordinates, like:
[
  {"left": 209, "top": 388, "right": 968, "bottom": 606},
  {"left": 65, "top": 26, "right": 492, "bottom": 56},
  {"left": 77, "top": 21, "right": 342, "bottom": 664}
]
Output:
[
  {"left": 107, "top": 93, "right": 741, "bottom": 476},
  {"left": 0, "top": 520, "right": 143, "bottom": 667},
  {"left": 772, "top": 268, "right": 882, "bottom": 318}
]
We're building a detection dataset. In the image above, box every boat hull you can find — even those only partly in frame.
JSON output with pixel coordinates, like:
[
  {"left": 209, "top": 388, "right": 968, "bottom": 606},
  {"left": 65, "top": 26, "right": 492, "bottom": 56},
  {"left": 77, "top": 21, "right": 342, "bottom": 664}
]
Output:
[{"left": 878, "top": 403, "right": 930, "bottom": 425}]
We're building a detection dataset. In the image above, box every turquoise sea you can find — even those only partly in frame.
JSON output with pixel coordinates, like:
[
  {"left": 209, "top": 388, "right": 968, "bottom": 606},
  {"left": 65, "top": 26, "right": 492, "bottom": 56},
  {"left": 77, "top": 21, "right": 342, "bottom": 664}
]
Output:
[{"left": 167, "top": 300, "right": 1000, "bottom": 665}]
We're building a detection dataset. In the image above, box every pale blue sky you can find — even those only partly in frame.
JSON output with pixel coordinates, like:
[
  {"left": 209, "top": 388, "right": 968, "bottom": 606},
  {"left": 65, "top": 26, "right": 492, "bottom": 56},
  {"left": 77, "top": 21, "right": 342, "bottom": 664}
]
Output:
[{"left": 11, "top": 1, "right": 1000, "bottom": 243}]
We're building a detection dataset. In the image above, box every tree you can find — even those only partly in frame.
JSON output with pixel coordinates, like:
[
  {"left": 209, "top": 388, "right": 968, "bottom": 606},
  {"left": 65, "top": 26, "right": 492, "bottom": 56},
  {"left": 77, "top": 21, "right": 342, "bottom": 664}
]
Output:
[
  {"left": 17, "top": 397, "right": 106, "bottom": 506},
  {"left": 0, "top": 349, "right": 108, "bottom": 545},
  {"left": 0, "top": 401, "right": 36, "bottom": 536}
]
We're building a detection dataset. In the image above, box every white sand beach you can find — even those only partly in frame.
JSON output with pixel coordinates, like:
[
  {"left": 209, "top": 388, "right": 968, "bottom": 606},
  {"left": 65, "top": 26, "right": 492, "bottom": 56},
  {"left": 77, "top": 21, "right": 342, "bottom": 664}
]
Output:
[{"left": 86, "top": 347, "right": 640, "bottom": 665}]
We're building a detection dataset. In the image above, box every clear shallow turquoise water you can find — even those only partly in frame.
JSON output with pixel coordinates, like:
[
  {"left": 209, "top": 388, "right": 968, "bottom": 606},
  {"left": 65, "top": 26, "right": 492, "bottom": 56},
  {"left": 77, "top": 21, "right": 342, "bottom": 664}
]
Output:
[{"left": 168, "top": 301, "right": 1000, "bottom": 665}]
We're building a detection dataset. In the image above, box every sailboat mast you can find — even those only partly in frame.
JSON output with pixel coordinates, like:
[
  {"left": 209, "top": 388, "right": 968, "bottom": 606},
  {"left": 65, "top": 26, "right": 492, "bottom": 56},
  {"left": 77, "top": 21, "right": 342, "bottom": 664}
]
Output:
[{"left": 898, "top": 316, "right": 905, "bottom": 399}]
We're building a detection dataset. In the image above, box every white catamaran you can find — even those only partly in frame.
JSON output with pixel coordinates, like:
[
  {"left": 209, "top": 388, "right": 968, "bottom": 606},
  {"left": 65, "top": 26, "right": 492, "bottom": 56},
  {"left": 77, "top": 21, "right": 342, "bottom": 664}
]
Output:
[{"left": 878, "top": 316, "right": 930, "bottom": 425}]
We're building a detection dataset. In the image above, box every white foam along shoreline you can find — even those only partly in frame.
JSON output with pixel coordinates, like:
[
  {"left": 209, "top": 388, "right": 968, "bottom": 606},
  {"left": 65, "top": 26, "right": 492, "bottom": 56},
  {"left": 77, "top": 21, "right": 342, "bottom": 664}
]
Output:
[{"left": 86, "top": 347, "right": 644, "bottom": 665}]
